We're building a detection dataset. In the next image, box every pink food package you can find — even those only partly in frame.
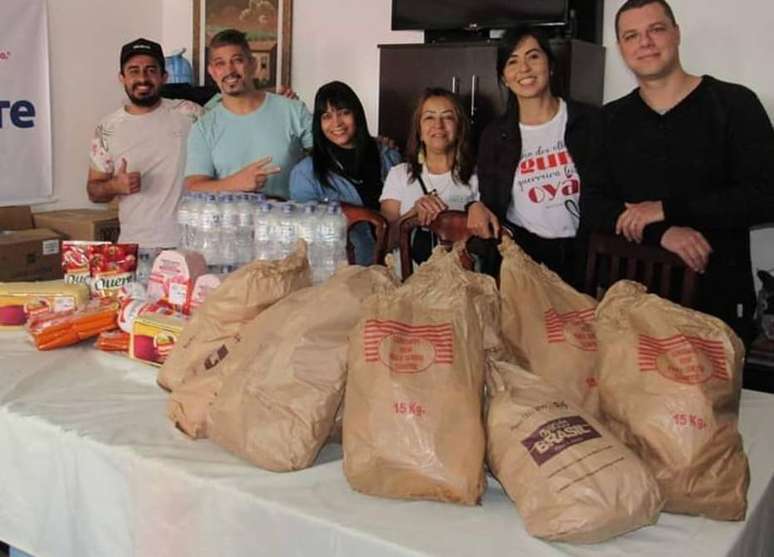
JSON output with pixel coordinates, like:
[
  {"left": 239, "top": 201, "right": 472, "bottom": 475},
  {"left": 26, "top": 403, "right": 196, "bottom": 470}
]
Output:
[
  {"left": 146, "top": 250, "right": 207, "bottom": 315},
  {"left": 189, "top": 274, "right": 225, "bottom": 313}
]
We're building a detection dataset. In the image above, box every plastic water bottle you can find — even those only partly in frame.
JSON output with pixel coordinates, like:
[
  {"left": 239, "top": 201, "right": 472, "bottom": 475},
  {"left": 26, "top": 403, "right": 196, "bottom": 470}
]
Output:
[
  {"left": 199, "top": 193, "right": 222, "bottom": 271},
  {"left": 253, "top": 202, "right": 274, "bottom": 260},
  {"left": 332, "top": 203, "right": 349, "bottom": 267},
  {"left": 236, "top": 193, "right": 255, "bottom": 265},
  {"left": 277, "top": 203, "right": 298, "bottom": 259},
  {"left": 297, "top": 203, "right": 318, "bottom": 272},
  {"left": 188, "top": 193, "right": 205, "bottom": 251},
  {"left": 176, "top": 193, "right": 192, "bottom": 249},
  {"left": 218, "top": 194, "right": 239, "bottom": 273}
]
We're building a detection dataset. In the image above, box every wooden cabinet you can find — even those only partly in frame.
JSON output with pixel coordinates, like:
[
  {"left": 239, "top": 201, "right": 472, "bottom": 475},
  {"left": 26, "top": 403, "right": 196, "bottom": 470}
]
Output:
[{"left": 378, "top": 39, "right": 605, "bottom": 152}]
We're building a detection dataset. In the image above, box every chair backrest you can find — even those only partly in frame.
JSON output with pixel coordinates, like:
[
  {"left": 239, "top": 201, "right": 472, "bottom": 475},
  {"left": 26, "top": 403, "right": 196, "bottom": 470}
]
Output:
[
  {"left": 340, "top": 203, "right": 389, "bottom": 265},
  {"left": 584, "top": 232, "right": 698, "bottom": 307},
  {"left": 398, "top": 210, "right": 473, "bottom": 281}
]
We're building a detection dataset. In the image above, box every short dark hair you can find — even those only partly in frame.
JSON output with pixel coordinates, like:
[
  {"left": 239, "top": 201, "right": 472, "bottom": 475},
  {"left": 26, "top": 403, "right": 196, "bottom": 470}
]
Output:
[
  {"left": 208, "top": 28, "right": 251, "bottom": 61},
  {"left": 615, "top": 0, "right": 677, "bottom": 39},
  {"left": 311, "top": 81, "right": 379, "bottom": 190},
  {"left": 405, "top": 88, "right": 474, "bottom": 186}
]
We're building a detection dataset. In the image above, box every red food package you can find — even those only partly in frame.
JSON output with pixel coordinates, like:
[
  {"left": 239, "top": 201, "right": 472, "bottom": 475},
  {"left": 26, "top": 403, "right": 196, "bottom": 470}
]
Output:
[
  {"left": 63, "top": 241, "right": 108, "bottom": 287},
  {"left": 90, "top": 243, "right": 138, "bottom": 298}
]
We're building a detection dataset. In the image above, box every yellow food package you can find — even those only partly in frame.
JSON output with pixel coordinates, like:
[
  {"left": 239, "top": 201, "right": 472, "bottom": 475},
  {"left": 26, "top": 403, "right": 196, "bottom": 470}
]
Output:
[
  {"left": 130, "top": 313, "right": 189, "bottom": 366},
  {"left": 0, "top": 280, "right": 90, "bottom": 329}
]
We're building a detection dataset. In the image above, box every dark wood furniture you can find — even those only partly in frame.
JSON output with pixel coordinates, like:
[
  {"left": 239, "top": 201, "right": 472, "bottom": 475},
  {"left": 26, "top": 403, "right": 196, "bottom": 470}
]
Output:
[
  {"left": 340, "top": 203, "right": 389, "bottom": 265},
  {"left": 584, "top": 232, "right": 698, "bottom": 307},
  {"left": 398, "top": 210, "right": 473, "bottom": 280},
  {"left": 378, "top": 38, "right": 605, "bottom": 151}
]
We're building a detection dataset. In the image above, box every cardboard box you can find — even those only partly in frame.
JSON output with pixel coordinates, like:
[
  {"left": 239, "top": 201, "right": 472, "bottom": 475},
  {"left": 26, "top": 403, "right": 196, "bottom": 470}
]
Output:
[
  {"left": 0, "top": 206, "right": 34, "bottom": 231},
  {"left": 0, "top": 228, "right": 63, "bottom": 282},
  {"left": 33, "top": 209, "right": 120, "bottom": 242}
]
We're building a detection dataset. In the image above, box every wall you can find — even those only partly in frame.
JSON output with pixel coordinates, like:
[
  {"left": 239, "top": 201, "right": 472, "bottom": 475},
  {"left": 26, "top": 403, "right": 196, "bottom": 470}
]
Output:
[
  {"left": 291, "top": 0, "right": 421, "bottom": 134},
  {"left": 602, "top": 0, "right": 774, "bottom": 285},
  {"left": 41, "top": 0, "right": 162, "bottom": 211}
]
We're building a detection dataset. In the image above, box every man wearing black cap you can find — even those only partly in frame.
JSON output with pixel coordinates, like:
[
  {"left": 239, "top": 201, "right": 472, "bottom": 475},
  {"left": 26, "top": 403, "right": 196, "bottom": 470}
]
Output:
[{"left": 86, "top": 38, "right": 202, "bottom": 268}]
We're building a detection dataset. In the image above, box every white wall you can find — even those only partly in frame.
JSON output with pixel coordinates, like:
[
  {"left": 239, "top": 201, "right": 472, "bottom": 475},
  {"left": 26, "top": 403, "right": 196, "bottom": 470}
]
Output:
[
  {"left": 291, "top": 0, "right": 421, "bottom": 134},
  {"left": 41, "top": 0, "right": 162, "bottom": 211},
  {"left": 602, "top": 0, "right": 774, "bottom": 285}
]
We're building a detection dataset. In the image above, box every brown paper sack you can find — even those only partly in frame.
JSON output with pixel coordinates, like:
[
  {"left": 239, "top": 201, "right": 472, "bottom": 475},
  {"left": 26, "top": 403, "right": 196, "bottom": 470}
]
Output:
[
  {"left": 596, "top": 281, "right": 749, "bottom": 520},
  {"left": 159, "top": 241, "right": 311, "bottom": 392},
  {"left": 206, "top": 265, "right": 398, "bottom": 471},
  {"left": 343, "top": 246, "right": 499, "bottom": 505},
  {"left": 162, "top": 242, "right": 312, "bottom": 437},
  {"left": 486, "top": 359, "right": 663, "bottom": 543},
  {"left": 499, "top": 236, "right": 600, "bottom": 416}
]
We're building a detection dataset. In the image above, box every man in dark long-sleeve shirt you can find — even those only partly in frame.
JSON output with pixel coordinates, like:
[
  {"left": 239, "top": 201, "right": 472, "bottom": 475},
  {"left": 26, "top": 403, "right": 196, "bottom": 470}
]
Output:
[{"left": 580, "top": 0, "right": 774, "bottom": 344}]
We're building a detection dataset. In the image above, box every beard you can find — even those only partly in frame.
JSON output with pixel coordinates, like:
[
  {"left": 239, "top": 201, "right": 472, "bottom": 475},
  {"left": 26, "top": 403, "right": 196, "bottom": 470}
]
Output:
[{"left": 125, "top": 84, "right": 162, "bottom": 107}]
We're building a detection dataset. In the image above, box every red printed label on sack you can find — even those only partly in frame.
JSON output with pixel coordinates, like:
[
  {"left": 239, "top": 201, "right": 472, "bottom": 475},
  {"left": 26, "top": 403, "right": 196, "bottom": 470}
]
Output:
[
  {"left": 393, "top": 401, "right": 426, "bottom": 417},
  {"left": 521, "top": 415, "right": 602, "bottom": 466},
  {"left": 544, "top": 308, "right": 597, "bottom": 351},
  {"left": 638, "top": 334, "right": 729, "bottom": 385},
  {"left": 363, "top": 319, "right": 454, "bottom": 373}
]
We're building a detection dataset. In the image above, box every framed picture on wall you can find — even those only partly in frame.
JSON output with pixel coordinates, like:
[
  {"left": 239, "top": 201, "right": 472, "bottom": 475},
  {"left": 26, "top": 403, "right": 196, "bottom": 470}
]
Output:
[{"left": 192, "top": 0, "right": 292, "bottom": 90}]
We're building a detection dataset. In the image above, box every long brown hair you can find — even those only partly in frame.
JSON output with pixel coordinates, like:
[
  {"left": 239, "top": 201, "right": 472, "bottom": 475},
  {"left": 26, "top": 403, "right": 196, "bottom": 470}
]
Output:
[{"left": 405, "top": 88, "right": 474, "bottom": 185}]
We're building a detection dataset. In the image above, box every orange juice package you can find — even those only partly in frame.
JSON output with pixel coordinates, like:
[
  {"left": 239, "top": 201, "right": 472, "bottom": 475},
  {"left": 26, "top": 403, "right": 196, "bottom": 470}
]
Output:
[
  {"left": 0, "top": 281, "right": 90, "bottom": 329},
  {"left": 25, "top": 299, "right": 119, "bottom": 350}
]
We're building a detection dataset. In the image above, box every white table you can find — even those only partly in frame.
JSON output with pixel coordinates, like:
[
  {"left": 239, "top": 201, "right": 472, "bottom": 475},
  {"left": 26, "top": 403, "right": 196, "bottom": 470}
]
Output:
[{"left": 0, "top": 332, "right": 772, "bottom": 557}]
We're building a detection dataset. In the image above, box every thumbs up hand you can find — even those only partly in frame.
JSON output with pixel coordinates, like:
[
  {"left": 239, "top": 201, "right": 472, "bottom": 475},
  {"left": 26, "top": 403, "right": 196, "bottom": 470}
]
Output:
[{"left": 113, "top": 158, "right": 141, "bottom": 195}]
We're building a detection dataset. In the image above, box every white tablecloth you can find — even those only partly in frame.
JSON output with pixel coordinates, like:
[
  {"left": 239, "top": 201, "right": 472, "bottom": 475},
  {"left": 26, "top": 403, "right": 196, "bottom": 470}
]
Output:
[{"left": 0, "top": 332, "right": 772, "bottom": 557}]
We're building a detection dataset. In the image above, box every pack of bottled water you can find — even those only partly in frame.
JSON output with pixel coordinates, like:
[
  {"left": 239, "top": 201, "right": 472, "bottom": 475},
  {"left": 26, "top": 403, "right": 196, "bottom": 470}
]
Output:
[{"left": 177, "top": 193, "right": 349, "bottom": 282}]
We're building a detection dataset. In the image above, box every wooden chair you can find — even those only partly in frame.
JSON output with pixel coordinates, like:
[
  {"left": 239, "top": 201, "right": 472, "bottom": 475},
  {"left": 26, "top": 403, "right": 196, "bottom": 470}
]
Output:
[
  {"left": 398, "top": 210, "right": 473, "bottom": 281},
  {"left": 584, "top": 232, "right": 698, "bottom": 307},
  {"left": 340, "top": 203, "right": 389, "bottom": 265}
]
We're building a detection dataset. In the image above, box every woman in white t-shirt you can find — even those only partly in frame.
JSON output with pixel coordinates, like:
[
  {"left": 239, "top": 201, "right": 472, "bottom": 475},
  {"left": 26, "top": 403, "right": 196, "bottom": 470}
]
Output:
[
  {"left": 380, "top": 88, "right": 485, "bottom": 263},
  {"left": 471, "top": 27, "right": 602, "bottom": 286}
]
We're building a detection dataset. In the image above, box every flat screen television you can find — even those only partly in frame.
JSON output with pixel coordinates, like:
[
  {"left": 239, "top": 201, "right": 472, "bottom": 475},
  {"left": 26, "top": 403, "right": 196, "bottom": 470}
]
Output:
[{"left": 392, "top": 0, "right": 569, "bottom": 31}]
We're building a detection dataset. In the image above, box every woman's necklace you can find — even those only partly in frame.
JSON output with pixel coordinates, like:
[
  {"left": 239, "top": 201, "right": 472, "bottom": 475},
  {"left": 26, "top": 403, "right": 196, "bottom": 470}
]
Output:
[{"left": 423, "top": 164, "right": 452, "bottom": 197}]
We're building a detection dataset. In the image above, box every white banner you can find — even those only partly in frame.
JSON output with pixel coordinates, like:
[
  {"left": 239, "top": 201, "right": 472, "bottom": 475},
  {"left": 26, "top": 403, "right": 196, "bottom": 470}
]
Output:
[{"left": 0, "top": 0, "right": 53, "bottom": 206}]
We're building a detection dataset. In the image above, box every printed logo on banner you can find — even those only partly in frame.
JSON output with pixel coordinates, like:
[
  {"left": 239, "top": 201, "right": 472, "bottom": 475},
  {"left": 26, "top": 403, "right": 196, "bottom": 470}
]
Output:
[
  {"left": 363, "top": 319, "right": 454, "bottom": 373},
  {"left": 544, "top": 308, "right": 597, "bottom": 351},
  {"left": 1, "top": 0, "right": 52, "bottom": 204},
  {"left": 638, "top": 334, "right": 730, "bottom": 384}
]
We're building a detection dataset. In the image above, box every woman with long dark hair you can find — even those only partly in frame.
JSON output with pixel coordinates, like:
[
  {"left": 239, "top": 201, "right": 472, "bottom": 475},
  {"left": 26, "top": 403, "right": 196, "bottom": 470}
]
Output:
[
  {"left": 290, "top": 80, "right": 400, "bottom": 264},
  {"left": 470, "top": 27, "right": 602, "bottom": 285}
]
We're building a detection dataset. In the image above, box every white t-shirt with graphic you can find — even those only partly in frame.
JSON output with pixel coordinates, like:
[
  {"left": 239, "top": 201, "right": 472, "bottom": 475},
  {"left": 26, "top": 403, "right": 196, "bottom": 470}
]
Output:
[
  {"left": 380, "top": 163, "right": 479, "bottom": 216},
  {"left": 90, "top": 98, "right": 202, "bottom": 248},
  {"left": 507, "top": 99, "right": 580, "bottom": 239}
]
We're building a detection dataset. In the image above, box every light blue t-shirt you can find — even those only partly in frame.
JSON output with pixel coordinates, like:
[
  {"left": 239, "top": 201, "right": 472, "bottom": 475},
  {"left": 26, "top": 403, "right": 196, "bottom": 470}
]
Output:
[{"left": 185, "top": 94, "right": 313, "bottom": 199}]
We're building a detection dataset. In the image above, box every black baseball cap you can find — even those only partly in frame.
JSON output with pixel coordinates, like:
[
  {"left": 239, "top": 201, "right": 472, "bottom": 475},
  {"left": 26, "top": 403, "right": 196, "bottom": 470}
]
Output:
[{"left": 120, "top": 38, "right": 166, "bottom": 72}]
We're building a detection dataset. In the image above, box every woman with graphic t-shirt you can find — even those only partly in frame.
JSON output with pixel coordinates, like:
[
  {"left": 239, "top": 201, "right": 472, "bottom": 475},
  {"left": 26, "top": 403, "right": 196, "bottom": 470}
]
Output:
[
  {"left": 380, "top": 88, "right": 483, "bottom": 263},
  {"left": 471, "top": 27, "right": 602, "bottom": 286}
]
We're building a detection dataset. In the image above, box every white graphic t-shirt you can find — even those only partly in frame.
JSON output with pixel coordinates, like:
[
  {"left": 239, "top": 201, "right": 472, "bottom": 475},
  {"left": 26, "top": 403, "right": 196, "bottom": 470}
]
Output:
[
  {"left": 380, "top": 163, "right": 479, "bottom": 216},
  {"left": 90, "top": 98, "right": 202, "bottom": 248},
  {"left": 507, "top": 99, "right": 580, "bottom": 239}
]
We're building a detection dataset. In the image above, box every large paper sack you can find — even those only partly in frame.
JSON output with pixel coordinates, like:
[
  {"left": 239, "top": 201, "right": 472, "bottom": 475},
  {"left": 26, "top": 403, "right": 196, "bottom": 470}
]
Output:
[
  {"left": 343, "top": 247, "right": 498, "bottom": 504},
  {"left": 207, "top": 266, "right": 398, "bottom": 471},
  {"left": 486, "top": 359, "right": 663, "bottom": 543},
  {"left": 596, "top": 281, "right": 749, "bottom": 520},
  {"left": 499, "top": 236, "right": 599, "bottom": 416}
]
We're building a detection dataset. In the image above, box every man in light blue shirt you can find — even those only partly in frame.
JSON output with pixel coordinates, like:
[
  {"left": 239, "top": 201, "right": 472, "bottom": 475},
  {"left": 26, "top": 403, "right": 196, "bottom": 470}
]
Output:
[{"left": 184, "top": 29, "right": 313, "bottom": 199}]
